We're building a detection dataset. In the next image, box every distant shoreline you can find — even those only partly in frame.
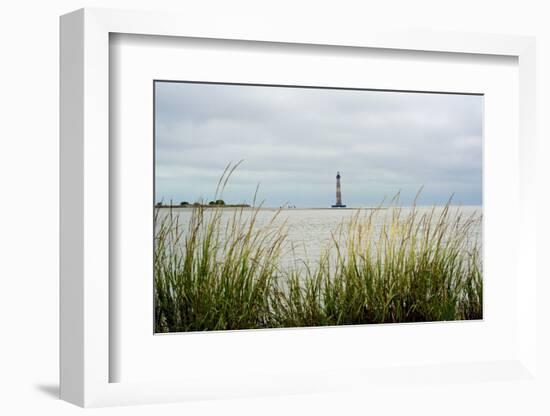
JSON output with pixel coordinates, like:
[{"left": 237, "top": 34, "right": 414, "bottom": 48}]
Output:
[
  {"left": 156, "top": 205, "right": 481, "bottom": 210},
  {"left": 156, "top": 205, "right": 387, "bottom": 210}
]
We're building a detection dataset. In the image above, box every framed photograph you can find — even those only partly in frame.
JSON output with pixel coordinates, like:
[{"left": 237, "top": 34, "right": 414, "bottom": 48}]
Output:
[
  {"left": 60, "top": 8, "right": 537, "bottom": 407},
  {"left": 152, "top": 80, "right": 484, "bottom": 334}
]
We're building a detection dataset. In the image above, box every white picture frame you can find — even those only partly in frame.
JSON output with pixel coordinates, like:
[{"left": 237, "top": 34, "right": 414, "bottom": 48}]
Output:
[{"left": 60, "top": 7, "right": 537, "bottom": 407}]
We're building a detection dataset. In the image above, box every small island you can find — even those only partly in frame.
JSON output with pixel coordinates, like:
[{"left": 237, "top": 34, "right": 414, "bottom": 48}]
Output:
[{"left": 156, "top": 199, "right": 251, "bottom": 208}]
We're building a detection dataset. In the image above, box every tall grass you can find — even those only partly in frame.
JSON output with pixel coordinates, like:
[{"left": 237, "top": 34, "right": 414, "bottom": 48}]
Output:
[
  {"left": 154, "top": 170, "right": 482, "bottom": 333},
  {"left": 269, "top": 201, "right": 482, "bottom": 328}
]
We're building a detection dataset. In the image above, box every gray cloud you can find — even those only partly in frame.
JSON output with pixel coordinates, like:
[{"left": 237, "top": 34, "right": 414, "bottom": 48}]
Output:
[{"left": 155, "top": 82, "right": 482, "bottom": 207}]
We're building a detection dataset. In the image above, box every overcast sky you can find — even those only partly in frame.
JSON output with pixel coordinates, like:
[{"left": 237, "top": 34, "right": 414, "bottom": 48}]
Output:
[{"left": 155, "top": 82, "right": 482, "bottom": 207}]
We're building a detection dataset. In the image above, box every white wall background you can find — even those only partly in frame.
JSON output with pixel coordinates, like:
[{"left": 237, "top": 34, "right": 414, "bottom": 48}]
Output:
[{"left": 0, "top": 1, "right": 548, "bottom": 415}]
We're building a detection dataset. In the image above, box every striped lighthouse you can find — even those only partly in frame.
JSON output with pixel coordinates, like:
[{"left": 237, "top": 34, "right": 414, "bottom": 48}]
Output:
[{"left": 331, "top": 171, "right": 346, "bottom": 208}]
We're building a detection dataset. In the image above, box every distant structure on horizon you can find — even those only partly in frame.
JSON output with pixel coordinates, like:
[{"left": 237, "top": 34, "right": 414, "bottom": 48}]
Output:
[{"left": 331, "top": 171, "right": 347, "bottom": 208}]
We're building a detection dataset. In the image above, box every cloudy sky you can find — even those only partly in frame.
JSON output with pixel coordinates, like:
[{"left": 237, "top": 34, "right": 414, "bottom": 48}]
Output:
[{"left": 155, "top": 81, "right": 483, "bottom": 207}]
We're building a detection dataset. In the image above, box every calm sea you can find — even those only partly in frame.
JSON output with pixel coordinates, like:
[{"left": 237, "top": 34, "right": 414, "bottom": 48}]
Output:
[{"left": 160, "top": 206, "right": 483, "bottom": 271}]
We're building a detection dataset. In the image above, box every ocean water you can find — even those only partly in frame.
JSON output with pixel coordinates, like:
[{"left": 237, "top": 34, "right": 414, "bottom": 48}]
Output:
[{"left": 159, "top": 206, "right": 483, "bottom": 271}]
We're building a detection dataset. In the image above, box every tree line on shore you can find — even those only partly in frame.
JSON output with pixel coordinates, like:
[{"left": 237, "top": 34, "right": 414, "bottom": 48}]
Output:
[{"left": 155, "top": 199, "right": 251, "bottom": 208}]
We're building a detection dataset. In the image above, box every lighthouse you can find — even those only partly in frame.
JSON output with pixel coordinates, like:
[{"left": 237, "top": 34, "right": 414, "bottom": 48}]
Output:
[{"left": 331, "top": 171, "right": 346, "bottom": 208}]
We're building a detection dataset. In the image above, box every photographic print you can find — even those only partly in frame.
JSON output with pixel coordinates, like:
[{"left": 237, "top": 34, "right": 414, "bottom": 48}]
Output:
[{"left": 154, "top": 81, "right": 483, "bottom": 333}]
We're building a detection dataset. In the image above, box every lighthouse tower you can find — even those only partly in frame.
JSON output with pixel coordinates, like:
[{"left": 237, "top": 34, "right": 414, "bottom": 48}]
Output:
[{"left": 331, "top": 171, "right": 346, "bottom": 208}]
